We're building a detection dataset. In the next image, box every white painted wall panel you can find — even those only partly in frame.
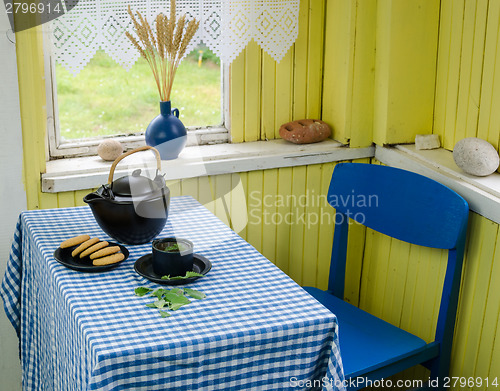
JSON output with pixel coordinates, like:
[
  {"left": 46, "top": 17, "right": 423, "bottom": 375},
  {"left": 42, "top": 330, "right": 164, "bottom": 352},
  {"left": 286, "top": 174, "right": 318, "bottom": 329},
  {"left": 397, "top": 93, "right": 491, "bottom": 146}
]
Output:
[{"left": 0, "top": 5, "right": 26, "bottom": 390}]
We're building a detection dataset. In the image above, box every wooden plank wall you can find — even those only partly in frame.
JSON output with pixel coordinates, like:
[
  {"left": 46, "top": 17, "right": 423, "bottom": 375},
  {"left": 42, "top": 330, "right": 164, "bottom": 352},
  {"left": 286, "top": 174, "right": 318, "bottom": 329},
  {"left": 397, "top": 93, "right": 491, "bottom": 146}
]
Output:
[
  {"left": 320, "top": 0, "right": 439, "bottom": 148},
  {"left": 15, "top": 26, "right": 48, "bottom": 211},
  {"left": 427, "top": 4, "right": 500, "bottom": 385},
  {"left": 230, "top": 0, "right": 326, "bottom": 142},
  {"left": 434, "top": 0, "right": 500, "bottom": 152},
  {"left": 321, "top": 0, "right": 377, "bottom": 147},
  {"left": 372, "top": 0, "right": 440, "bottom": 146}
]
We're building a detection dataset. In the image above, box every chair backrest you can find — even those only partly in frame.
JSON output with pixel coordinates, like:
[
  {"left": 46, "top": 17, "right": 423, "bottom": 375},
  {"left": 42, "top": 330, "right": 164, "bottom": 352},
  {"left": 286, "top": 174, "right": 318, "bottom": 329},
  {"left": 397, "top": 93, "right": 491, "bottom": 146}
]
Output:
[
  {"left": 328, "top": 163, "right": 468, "bottom": 249},
  {"left": 327, "top": 163, "right": 469, "bottom": 348}
]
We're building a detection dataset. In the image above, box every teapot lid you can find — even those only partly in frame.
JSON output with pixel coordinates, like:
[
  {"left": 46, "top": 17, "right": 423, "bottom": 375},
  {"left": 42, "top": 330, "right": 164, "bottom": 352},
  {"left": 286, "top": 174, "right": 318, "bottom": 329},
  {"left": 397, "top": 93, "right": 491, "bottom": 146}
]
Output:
[{"left": 110, "top": 169, "right": 163, "bottom": 197}]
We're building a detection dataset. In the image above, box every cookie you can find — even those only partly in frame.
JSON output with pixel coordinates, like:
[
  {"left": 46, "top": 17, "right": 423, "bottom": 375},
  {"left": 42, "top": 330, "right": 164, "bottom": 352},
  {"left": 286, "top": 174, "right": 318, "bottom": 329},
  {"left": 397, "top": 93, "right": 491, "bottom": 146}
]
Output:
[
  {"left": 79, "top": 241, "right": 109, "bottom": 258},
  {"left": 92, "top": 253, "right": 125, "bottom": 266},
  {"left": 60, "top": 235, "right": 90, "bottom": 249},
  {"left": 71, "top": 237, "right": 99, "bottom": 257},
  {"left": 90, "top": 246, "right": 120, "bottom": 260}
]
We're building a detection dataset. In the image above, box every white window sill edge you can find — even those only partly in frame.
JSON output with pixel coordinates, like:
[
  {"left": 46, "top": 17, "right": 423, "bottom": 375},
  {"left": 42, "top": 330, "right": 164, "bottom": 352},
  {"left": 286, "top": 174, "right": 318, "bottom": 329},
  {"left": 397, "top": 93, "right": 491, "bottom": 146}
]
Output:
[
  {"left": 43, "top": 140, "right": 500, "bottom": 224},
  {"left": 43, "top": 139, "right": 374, "bottom": 193},
  {"left": 375, "top": 144, "right": 500, "bottom": 225}
]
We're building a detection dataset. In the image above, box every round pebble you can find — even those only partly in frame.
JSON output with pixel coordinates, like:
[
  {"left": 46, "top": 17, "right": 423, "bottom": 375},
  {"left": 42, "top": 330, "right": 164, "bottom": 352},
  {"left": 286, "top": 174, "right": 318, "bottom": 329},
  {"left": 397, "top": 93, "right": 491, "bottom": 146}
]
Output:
[
  {"left": 97, "top": 139, "right": 123, "bottom": 161},
  {"left": 453, "top": 137, "right": 500, "bottom": 176}
]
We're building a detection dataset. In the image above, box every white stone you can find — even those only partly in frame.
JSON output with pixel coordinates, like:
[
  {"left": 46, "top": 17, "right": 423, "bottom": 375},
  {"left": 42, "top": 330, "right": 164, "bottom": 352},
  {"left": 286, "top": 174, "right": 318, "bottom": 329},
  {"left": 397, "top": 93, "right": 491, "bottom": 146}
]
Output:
[
  {"left": 453, "top": 137, "right": 500, "bottom": 176},
  {"left": 415, "top": 134, "right": 440, "bottom": 150},
  {"left": 97, "top": 139, "right": 123, "bottom": 161}
]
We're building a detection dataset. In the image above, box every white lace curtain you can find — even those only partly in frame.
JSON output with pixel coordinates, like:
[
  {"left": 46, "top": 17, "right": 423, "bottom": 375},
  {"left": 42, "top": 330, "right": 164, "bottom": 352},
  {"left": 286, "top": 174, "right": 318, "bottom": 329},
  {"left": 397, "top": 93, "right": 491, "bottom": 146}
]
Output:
[{"left": 51, "top": 0, "right": 300, "bottom": 75}]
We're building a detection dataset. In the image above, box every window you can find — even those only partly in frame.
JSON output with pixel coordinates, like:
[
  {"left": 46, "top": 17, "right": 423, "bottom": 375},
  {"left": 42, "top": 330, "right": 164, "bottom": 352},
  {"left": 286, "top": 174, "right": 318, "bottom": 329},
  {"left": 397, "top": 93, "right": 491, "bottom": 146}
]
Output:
[
  {"left": 45, "top": 34, "right": 230, "bottom": 159},
  {"left": 44, "top": 0, "right": 300, "bottom": 159}
]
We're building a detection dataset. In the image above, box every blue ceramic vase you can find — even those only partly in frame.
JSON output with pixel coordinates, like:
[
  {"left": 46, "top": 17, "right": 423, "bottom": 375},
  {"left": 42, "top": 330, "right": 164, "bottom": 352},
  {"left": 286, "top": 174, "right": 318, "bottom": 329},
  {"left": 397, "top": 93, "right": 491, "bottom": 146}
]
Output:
[{"left": 145, "top": 101, "right": 187, "bottom": 160}]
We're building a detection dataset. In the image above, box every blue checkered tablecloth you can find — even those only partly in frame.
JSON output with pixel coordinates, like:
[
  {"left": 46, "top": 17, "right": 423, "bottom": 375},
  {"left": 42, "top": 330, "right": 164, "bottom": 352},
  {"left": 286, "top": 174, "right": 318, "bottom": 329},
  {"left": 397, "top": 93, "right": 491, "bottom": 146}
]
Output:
[{"left": 1, "top": 196, "right": 344, "bottom": 391}]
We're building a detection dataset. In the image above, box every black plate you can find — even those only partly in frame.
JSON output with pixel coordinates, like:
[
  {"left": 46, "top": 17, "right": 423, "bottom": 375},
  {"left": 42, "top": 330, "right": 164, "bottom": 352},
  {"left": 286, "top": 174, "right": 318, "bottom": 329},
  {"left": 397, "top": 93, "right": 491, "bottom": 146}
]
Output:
[
  {"left": 134, "top": 253, "right": 212, "bottom": 285},
  {"left": 54, "top": 242, "right": 129, "bottom": 272}
]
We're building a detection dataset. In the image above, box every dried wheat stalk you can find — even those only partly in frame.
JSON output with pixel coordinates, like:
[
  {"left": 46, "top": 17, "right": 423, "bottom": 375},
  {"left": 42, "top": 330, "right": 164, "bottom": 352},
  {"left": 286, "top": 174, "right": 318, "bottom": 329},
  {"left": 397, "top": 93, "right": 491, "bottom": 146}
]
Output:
[{"left": 126, "top": 0, "right": 199, "bottom": 102}]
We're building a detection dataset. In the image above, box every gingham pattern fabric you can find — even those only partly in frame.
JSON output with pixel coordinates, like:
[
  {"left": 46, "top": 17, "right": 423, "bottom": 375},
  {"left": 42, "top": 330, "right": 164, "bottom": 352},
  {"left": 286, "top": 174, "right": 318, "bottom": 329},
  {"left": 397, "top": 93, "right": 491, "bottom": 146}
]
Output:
[{"left": 1, "top": 196, "right": 345, "bottom": 391}]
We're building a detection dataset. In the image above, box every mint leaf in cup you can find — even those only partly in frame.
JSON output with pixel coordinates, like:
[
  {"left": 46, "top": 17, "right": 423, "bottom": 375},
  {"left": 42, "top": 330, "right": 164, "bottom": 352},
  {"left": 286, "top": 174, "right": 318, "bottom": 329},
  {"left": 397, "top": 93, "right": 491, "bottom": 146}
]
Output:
[
  {"left": 185, "top": 271, "right": 204, "bottom": 278},
  {"left": 161, "top": 271, "right": 204, "bottom": 280}
]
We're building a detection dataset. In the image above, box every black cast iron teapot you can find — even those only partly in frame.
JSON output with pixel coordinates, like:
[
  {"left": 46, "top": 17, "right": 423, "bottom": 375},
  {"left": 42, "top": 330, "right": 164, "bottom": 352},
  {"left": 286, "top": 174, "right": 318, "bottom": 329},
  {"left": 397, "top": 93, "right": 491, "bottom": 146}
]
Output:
[{"left": 84, "top": 146, "right": 170, "bottom": 245}]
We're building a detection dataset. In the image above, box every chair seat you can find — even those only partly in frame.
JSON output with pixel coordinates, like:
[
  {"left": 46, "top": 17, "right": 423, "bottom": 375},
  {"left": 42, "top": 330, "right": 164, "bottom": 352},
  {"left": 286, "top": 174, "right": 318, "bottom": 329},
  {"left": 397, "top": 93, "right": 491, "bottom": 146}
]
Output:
[{"left": 304, "top": 287, "right": 428, "bottom": 379}]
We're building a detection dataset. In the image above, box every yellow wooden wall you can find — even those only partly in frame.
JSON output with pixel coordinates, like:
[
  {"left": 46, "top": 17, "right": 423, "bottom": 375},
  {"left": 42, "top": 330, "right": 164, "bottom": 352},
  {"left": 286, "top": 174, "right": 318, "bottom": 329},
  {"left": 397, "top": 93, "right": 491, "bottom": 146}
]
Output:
[
  {"left": 434, "top": 0, "right": 500, "bottom": 154},
  {"left": 230, "top": 0, "right": 326, "bottom": 142},
  {"left": 321, "top": 0, "right": 376, "bottom": 147},
  {"left": 321, "top": 0, "right": 440, "bottom": 147},
  {"left": 231, "top": 0, "right": 440, "bottom": 147},
  {"left": 15, "top": 26, "right": 48, "bottom": 210}
]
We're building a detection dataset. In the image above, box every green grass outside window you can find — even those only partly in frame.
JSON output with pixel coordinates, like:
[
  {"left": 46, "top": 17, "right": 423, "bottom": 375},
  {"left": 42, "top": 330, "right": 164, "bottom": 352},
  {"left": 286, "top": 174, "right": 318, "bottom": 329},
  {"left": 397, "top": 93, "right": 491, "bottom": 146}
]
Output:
[{"left": 56, "top": 47, "right": 221, "bottom": 140}]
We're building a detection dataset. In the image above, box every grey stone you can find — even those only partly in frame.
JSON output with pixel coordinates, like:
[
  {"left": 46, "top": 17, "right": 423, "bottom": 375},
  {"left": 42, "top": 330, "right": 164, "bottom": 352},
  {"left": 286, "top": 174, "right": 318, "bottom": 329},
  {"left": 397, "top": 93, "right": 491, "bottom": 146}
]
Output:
[
  {"left": 97, "top": 139, "right": 123, "bottom": 161},
  {"left": 453, "top": 137, "right": 500, "bottom": 176}
]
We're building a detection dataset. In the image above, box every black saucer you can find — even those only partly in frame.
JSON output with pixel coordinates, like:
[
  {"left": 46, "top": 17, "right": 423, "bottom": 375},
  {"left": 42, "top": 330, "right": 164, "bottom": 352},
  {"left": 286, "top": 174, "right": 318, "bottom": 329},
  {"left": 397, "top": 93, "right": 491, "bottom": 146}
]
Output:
[
  {"left": 134, "top": 253, "right": 212, "bottom": 285},
  {"left": 54, "top": 242, "right": 129, "bottom": 272}
]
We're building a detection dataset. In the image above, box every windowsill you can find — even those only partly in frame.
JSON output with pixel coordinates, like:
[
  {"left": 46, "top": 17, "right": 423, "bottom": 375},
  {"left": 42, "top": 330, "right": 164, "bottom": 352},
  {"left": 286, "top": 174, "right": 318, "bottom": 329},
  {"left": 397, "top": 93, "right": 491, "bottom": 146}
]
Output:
[
  {"left": 42, "top": 139, "right": 500, "bottom": 224},
  {"left": 42, "top": 139, "right": 375, "bottom": 193},
  {"left": 48, "top": 127, "right": 230, "bottom": 158},
  {"left": 375, "top": 144, "right": 500, "bottom": 225}
]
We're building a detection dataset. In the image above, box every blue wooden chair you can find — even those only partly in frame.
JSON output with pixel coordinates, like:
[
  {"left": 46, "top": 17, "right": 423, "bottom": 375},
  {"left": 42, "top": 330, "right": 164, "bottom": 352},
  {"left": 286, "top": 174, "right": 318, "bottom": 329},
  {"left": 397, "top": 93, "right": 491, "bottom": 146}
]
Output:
[{"left": 303, "top": 163, "right": 469, "bottom": 390}]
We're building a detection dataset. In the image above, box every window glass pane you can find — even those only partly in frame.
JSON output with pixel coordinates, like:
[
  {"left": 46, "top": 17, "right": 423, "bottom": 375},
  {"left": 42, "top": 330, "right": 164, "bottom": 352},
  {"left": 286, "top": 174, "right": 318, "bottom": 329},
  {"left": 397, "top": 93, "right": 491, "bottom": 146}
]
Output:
[{"left": 56, "top": 44, "right": 222, "bottom": 140}]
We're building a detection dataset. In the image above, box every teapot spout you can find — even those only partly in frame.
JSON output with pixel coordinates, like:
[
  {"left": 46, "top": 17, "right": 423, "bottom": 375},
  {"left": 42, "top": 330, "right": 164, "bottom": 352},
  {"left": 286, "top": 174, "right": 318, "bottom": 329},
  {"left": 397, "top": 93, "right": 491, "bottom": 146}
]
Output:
[
  {"left": 83, "top": 186, "right": 111, "bottom": 204},
  {"left": 83, "top": 192, "right": 104, "bottom": 204}
]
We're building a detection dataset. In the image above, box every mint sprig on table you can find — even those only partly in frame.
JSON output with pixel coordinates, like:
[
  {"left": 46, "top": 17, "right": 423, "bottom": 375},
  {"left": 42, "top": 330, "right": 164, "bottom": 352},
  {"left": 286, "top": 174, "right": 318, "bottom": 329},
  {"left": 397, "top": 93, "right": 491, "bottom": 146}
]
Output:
[
  {"left": 160, "top": 271, "right": 204, "bottom": 280},
  {"left": 134, "top": 286, "right": 206, "bottom": 317}
]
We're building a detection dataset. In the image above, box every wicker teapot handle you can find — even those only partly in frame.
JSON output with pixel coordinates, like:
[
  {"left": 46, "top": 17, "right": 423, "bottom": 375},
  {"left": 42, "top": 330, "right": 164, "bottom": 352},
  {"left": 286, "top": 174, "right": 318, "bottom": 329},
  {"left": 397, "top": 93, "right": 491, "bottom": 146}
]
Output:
[{"left": 108, "top": 146, "right": 162, "bottom": 185}]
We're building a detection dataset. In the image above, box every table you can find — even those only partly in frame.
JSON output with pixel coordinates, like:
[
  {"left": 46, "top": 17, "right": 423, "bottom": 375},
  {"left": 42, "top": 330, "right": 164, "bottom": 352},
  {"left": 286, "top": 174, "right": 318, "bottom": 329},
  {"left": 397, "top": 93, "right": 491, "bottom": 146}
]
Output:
[{"left": 1, "top": 196, "right": 345, "bottom": 390}]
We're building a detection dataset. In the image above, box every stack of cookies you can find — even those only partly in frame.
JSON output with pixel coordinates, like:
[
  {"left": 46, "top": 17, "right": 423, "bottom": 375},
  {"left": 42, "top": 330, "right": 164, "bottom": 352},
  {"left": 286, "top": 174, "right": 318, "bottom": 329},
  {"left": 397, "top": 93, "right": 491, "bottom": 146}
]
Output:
[{"left": 60, "top": 235, "right": 125, "bottom": 266}]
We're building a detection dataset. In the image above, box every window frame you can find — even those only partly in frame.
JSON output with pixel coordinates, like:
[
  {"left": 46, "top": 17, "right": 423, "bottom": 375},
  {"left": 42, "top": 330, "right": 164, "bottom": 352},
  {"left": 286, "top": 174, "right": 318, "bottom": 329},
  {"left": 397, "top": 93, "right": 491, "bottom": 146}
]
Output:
[{"left": 43, "top": 27, "right": 230, "bottom": 159}]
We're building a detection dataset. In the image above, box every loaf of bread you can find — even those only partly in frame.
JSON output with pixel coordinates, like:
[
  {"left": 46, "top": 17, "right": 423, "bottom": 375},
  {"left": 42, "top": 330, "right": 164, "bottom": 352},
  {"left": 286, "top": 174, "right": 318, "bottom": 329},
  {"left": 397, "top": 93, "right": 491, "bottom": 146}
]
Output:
[{"left": 279, "top": 119, "right": 331, "bottom": 144}]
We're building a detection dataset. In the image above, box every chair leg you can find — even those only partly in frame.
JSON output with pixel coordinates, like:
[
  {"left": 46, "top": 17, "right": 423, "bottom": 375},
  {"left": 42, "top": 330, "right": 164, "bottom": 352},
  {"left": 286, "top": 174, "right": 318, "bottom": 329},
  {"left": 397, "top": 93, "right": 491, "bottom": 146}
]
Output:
[{"left": 427, "top": 357, "right": 449, "bottom": 391}]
